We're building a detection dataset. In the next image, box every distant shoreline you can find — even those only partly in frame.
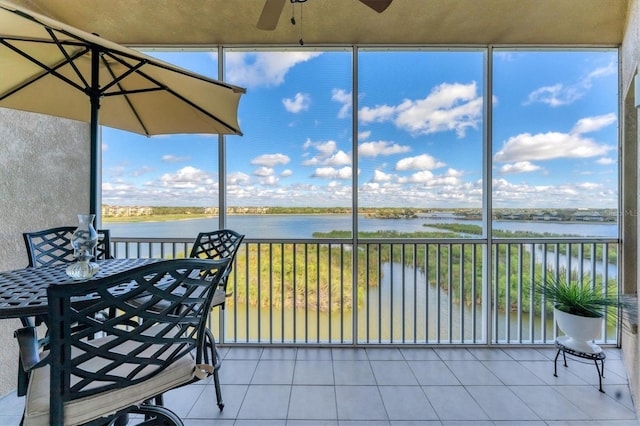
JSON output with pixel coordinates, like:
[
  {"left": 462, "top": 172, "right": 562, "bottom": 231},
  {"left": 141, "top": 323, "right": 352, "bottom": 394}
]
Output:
[
  {"left": 103, "top": 212, "right": 616, "bottom": 225},
  {"left": 103, "top": 214, "right": 215, "bottom": 224}
]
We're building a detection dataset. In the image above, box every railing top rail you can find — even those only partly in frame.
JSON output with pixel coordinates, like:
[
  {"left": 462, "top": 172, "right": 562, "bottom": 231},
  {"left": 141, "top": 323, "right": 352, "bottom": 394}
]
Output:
[
  {"left": 110, "top": 236, "right": 620, "bottom": 245},
  {"left": 491, "top": 237, "right": 619, "bottom": 244},
  {"left": 111, "top": 237, "right": 193, "bottom": 243}
]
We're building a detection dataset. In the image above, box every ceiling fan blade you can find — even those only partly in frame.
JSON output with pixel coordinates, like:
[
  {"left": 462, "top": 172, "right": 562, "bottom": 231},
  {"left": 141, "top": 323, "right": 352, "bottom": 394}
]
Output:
[
  {"left": 257, "top": 0, "right": 287, "bottom": 30},
  {"left": 359, "top": 0, "right": 393, "bottom": 13}
]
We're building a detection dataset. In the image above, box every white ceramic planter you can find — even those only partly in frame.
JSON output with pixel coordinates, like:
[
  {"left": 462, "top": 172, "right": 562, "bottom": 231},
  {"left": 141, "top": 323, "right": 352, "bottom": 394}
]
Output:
[{"left": 554, "top": 307, "right": 603, "bottom": 353}]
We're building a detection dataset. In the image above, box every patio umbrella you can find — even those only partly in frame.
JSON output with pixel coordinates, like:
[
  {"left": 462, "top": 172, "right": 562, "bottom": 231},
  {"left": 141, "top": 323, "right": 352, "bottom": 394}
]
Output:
[{"left": 0, "top": 1, "right": 245, "bottom": 214}]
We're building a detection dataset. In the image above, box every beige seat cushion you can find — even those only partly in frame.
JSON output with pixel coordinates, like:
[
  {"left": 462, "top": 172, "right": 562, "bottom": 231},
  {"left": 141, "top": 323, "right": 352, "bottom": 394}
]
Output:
[{"left": 23, "top": 335, "right": 195, "bottom": 426}]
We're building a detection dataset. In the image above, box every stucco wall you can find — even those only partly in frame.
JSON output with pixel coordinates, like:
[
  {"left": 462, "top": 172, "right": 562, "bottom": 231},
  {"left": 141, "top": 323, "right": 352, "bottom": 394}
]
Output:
[
  {"left": 621, "top": 0, "right": 640, "bottom": 416},
  {"left": 0, "top": 108, "right": 88, "bottom": 397}
]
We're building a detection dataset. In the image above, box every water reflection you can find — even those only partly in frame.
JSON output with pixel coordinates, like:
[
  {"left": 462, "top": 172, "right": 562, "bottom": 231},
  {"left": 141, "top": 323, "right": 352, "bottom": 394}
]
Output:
[{"left": 217, "top": 258, "right": 619, "bottom": 344}]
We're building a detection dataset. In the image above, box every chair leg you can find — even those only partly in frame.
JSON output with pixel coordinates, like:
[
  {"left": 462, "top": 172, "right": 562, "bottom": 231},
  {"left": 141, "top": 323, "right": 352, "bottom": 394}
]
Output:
[
  {"left": 204, "top": 328, "right": 224, "bottom": 411},
  {"left": 213, "top": 362, "right": 223, "bottom": 411},
  {"left": 17, "top": 357, "right": 28, "bottom": 397},
  {"left": 16, "top": 317, "right": 34, "bottom": 397},
  {"left": 130, "top": 404, "right": 183, "bottom": 425}
]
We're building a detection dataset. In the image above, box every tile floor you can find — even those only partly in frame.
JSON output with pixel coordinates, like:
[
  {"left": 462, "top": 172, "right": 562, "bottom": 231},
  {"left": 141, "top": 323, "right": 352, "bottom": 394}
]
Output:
[{"left": 0, "top": 346, "right": 638, "bottom": 425}]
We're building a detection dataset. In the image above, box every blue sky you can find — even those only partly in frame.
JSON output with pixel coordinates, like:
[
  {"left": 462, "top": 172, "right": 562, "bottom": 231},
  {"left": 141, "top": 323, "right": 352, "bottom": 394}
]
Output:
[{"left": 102, "top": 48, "right": 618, "bottom": 209}]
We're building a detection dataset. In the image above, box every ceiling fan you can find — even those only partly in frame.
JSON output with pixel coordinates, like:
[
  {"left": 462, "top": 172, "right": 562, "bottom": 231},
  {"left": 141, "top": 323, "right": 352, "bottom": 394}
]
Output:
[{"left": 257, "top": 0, "right": 393, "bottom": 31}]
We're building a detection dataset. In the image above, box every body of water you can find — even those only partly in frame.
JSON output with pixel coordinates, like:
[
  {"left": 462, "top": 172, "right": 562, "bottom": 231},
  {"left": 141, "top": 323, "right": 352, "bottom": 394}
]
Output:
[{"left": 105, "top": 214, "right": 618, "bottom": 239}]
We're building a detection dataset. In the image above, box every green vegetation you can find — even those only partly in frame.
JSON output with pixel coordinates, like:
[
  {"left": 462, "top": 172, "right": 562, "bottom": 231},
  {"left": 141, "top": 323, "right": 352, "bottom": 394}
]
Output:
[
  {"left": 535, "top": 274, "right": 625, "bottom": 319},
  {"left": 230, "top": 242, "right": 369, "bottom": 311},
  {"left": 224, "top": 227, "right": 618, "bottom": 317}
]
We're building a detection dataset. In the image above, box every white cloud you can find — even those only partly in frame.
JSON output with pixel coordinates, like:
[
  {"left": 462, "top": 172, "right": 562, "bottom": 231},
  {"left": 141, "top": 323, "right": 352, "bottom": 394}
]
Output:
[
  {"left": 491, "top": 177, "right": 616, "bottom": 208},
  {"left": 443, "top": 168, "right": 464, "bottom": 177},
  {"left": 499, "top": 161, "right": 542, "bottom": 174},
  {"left": 596, "top": 157, "right": 616, "bottom": 165},
  {"left": 259, "top": 175, "right": 279, "bottom": 186},
  {"left": 359, "top": 104, "right": 396, "bottom": 123},
  {"left": 358, "top": 130, "right": 371, "bottom": 140},
  {"left": 524, "top": 84, "right": 580, "bottom": 108},
  {"left": 332, "top": 88, "right": 352, "bottom": 119},
  {"left": 102, "top": 181, "right": 133, "bottom": 192},
  {"left": 586, "top": 62, "right": 616, "bottom": 80},
  {"left": 227, "top": 171, "right": 251, "bottom": 185},
  {"left": 301, "top": 156, "right": 320, "bottom": 166},
  {"left": 324, "top": 150, "right": 352, "bottom": 166},
  {"left": 253, "top": 166, "right": 274, "bottom": 177},
  {"left": 494, "top": 131, "right": 613, "bottom": 163},
  {"left": 362, "top": 182, "right": 380, "bottom": 191},
  {"left": 372, "top": 170, "right": 393, "bottom": 182},
  {"left": 315, "top": 140, "right": 337, "bottom": 157},
  {"left": 359, "top": 141, "right": 411, "bottom": 157},
  {"left": 398, "top": 170, "right": 434, "bottom": 183},
  {"left": 312, "top": 166, "right": 353, "bottom": 179},
  {"left": 359, "top": 82, "right": 482, "bottom": 137},
  {"left": 302, "top": 139, "right": 352, "bottom": 167},
  {"left": 159, "top": 166, "right": 214, "bottom": 189},
  {"left": 162, "top": 154, "right": 190, "bottom": 163},
  {"left": 281, "top": 169, "right": 293, "bottom": 177},
  {"left": 576, "top": 182, "right": 602, "bottom": 190},
  {"left": 251, "top": 153, "right": 290, "bottom": 167},
  {"left": 283, "top": 92, "right": 311, "bottom": 113},
  {"left": 395, "top": 154, "right": 445, "bottom": 171},
  {"left": 225, "top": 51, "right": 322, "bottom": 88},
  {"left": 571, "top": 113, "right": 617, "bottom": 134},
  {"left": 524, "top": 62, "right": 616, "bottom": 107},
  {"left": 131, "top": 166, "right": 155, "bottom": 177},
  {"left": 396, "top": 168, "right": 463, "bottom": 186},
  {"left": 426, "top": 175, "right": 462, "bottom": 186}
]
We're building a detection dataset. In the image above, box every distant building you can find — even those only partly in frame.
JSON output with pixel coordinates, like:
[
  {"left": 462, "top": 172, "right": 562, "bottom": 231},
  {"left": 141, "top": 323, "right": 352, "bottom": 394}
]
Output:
[
  {"left": 572, "top": 211, "right": 604, "bottom": 222},
  {"left": 102, "top": 205, "right": 153, "bottom": 217}
]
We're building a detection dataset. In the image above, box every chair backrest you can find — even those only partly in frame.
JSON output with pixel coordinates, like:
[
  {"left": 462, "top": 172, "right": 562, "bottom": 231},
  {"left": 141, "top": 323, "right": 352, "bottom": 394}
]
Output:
[
  {"left": 189, "top": 229, "right": 245, "bottom": 288},
  {"left": 45, "top": 258, "right": 229, "bottom": 425},
  {"left": 23, "top": 226, "right": 112, "bottom": 267},
  {"left": 189, "top": 229, "right": 244, "bottom": 262}
]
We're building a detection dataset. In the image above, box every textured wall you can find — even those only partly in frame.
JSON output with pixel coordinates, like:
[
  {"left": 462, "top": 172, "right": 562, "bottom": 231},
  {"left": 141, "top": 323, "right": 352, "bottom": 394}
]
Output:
[
  {"left": 0, "top": 108, "right": 88, "bottom": 397},
  {"left": 621, "top": 0, "right": 640, "bottom": 416}
]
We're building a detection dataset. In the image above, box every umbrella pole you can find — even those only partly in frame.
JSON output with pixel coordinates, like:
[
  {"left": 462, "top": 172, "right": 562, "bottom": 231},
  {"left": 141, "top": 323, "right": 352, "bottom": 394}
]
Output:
[{"left": 89, "top": 46, "right": 100, "bottom": 218}]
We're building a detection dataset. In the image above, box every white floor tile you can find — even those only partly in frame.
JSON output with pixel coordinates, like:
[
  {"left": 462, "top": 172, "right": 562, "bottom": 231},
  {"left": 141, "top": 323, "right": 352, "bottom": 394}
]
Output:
[{"left": 0, "top": 347, "right": 636, "bottom": 425}]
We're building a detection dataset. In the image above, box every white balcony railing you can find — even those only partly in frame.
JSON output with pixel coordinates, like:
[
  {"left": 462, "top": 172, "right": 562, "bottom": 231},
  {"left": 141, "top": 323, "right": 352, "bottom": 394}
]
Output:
[{"left": 111, "top": 236, "right": 620, "bottom": 346}]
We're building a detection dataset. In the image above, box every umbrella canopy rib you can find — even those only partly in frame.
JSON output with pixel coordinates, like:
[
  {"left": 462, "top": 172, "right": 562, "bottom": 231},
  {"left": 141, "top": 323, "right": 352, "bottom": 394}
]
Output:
[
  {"left": 100, "top": 56, "right": 148, "bottom": 93},
  {"left": 102, "top": 55, "right": 152, "bottom": 135},
  {"left": 0, "top": 39, "right": 89, "bottom": 99},
  {"left": 48, "top": 28, "right": 90, "bottom": 90}
]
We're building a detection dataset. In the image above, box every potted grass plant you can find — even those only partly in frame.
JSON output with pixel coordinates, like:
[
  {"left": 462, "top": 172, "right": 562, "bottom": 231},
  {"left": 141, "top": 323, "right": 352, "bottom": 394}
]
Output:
[{"left": 536, "top": 273, "right": 628, "bottom": 353}]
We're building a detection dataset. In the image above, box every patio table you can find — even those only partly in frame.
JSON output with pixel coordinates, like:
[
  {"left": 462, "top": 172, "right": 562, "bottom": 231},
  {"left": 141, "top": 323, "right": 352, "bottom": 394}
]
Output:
[{"left": 0, "top": 258, "right": 160, "bottom": 320}]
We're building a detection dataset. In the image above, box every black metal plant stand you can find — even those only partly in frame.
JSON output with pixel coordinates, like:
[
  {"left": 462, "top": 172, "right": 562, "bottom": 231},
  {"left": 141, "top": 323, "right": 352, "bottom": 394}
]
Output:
[{"left": 554, "top": 338, "right": 606, "bottom": 393}]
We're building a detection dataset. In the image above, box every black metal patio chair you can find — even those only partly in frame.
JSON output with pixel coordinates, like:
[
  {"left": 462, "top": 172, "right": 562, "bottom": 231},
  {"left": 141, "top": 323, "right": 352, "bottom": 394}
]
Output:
[
  {"left": 16, "top": 226, "right": 113, "bottom": 396},
  {"left": 14, "top": 257, "right": 229, "bottom": 426},
  {"left": 23, "top": 226, "right": 112, "bottom": 268},
  {"left": 189, "top": 229, "right": 245, "bottom": 309},
  {"left": 188, "top": 229, "right": 245, "bottom": 411}
]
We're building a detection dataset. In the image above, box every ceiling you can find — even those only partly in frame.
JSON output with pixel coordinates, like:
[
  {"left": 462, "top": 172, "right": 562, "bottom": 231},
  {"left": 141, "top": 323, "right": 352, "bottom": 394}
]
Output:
[{"left": 9, "top": 0, "right": 630, "bottom": 47}]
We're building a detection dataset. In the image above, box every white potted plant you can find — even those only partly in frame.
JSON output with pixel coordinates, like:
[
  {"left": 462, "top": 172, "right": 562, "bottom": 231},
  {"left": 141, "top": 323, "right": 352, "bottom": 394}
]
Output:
[{"left": 536, "top": 273, "right": 628, "bottom": 353}]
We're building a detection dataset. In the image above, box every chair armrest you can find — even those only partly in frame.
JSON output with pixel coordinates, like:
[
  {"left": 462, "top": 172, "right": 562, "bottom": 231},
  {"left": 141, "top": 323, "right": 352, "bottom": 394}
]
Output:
[{"left": 14, "top": 327, "right": 41, "bottom": 371}]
